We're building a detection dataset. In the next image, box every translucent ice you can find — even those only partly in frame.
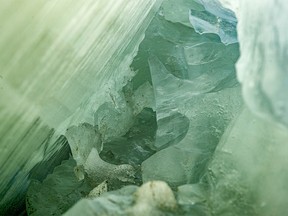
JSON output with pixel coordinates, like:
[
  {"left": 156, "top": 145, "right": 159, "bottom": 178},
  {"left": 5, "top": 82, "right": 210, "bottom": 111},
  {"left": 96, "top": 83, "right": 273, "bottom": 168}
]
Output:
[
  {"left": 65, "top": 123, "right": 102, "bottom": 167},
  {"left": 4, "top": 0, "right": 288, "bottom": 215},
  {"left": 0, "top": 0, "right": 163, "bottom": 213},
  {"left": 26, "top": 158, "right": 91, "bottom": 216},
  {"left": 207, "top": 107, "right": 288, "bottom": 215},
  {"left": 189, "top": 0, "right": 238, "bottom": 45},
  {"left": 64, "top": 181, "right": 178, "bottom": 216}
]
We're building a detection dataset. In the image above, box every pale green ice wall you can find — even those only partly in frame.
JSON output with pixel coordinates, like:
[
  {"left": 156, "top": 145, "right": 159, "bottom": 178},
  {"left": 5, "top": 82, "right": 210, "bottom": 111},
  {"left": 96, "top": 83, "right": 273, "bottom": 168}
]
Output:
[{"left": 0, "top": 0, "right": 162, "bottom": 213}]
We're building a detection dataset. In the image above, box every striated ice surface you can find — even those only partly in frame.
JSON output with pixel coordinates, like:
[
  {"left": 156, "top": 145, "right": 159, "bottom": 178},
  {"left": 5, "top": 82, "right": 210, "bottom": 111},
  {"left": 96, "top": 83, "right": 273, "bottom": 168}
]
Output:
[{"left": 0, "top": 0, "right": 163, "bottom": 213}]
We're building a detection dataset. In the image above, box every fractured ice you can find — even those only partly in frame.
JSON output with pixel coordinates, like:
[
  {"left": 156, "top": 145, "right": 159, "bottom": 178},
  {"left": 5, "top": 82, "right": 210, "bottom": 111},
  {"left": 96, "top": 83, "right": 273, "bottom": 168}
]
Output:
[
  {"left": 189, "top": 0, "right": 238, "bottom": 45},
  {"left": 24, "top": 0, "right": 288, "bottom": 215}
]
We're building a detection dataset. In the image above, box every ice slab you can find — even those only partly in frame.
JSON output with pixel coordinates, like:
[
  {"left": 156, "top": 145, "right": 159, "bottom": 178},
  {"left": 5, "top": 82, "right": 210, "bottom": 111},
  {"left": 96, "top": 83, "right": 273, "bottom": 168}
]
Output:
[{"left": 189, "top": 0, "right": 238, "bottom": 45}]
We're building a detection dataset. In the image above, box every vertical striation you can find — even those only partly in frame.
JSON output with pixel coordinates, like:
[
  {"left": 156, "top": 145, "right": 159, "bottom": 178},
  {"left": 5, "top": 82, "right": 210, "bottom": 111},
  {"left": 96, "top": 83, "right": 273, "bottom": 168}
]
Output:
[{"left": 0, "top": 0, "right": 162, "bottom": 213}]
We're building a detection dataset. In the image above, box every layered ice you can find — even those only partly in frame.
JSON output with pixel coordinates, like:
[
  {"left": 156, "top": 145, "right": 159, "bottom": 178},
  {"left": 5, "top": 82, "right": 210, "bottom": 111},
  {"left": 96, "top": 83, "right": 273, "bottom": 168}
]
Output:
[{"left": 1, "top": 0, "right": 288, "bottom": 215}]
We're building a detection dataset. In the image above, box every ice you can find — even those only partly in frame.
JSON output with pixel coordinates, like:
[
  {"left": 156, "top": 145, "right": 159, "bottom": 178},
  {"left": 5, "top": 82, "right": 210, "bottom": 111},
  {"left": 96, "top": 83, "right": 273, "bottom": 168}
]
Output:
[
  {"left": 65, "top": 123, "right": 102, "bottom": 167},
  {"left": 63, "top": 185, "right": 138, "bottom": 216},
  {"left": 236, "top": 0, "right": 288, "bottom": 128},
  {"left": 207, "top": 107, "right": 288, "bottom": 215},
  {"left": 26, "top": 158, "right": 91, "bottom": 216},
  {"left": 84, "top": 148, "right": 136, "bottom": 189},
  {"left": 3, "top": 0, "right": 288, "bottom": 215},
  {"left": 0, "top": 0, "right": 163, "bottom": 213},
  {"left": 142, "top": 85, "right": 243, "bottom": 186},
  {"left": 189, "top": 0, "right": 238, "bottom": 45},
  {"left": 64, "top": 181, "right": 179, "bottom": 216}
]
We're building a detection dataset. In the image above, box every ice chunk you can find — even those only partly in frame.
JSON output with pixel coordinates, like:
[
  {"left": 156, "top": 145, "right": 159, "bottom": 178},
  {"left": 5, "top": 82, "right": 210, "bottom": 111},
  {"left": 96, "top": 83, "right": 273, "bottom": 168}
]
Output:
[
  {"left": 207, "top": 107, "right": 288, "bottom": 216},
  {"left": 138, "top": 7, "right": 242, "bottom": 187},
  {"left": 66, "top": 123, "right": 137, "bottom": 189},
  {"left": 184, "top": 42, "right": 225, "bottom": 65},
  {"left": 142, "top": 62, "right": 243, "bottom": 185},
  {"left": 94, "top": 101, "right": 134, "bottom": 142},
  {"left": 189, "top": 0, "right": 238, "bottom": 45},
  {"left": 65, "top": 123, "right": 102, "bottom": 167},
  {"left": 84, "top": 148, "right": 136, "bottom": 189},
  {"left": 100, "top": 108, "right": 156, "bottom": 167},
  {"left": 131, "top": 82, "right": 155, "bottom": 115},
  {"left": 143, "top": 90, "right": 242, "bottom": 186},
  {"left": 64, "top": 181, "right": 178, "bottom": 216},
  {"left": 26, "top": 158, "right": 91, "bottom": 216},
  {"left": 161, "top": 0, "right": 205, "bottom": 26},
  {"left": 142, "top": 147, "right": 197, "bottom": 187},
  {"left": 149, "top": 56, "right": 242, "bottom": 150},
  {"left": 155, "top": 112, "right": 190, "bottom": 149},
  {"left": 132, "top": 13, "right": 239, "bottom": 86},
  {"left": 63, "top": 185, "right": 138, "bottom": 216},
  {"left": 177, "top": 184, "right": 207, "bottom": 205}
]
